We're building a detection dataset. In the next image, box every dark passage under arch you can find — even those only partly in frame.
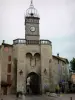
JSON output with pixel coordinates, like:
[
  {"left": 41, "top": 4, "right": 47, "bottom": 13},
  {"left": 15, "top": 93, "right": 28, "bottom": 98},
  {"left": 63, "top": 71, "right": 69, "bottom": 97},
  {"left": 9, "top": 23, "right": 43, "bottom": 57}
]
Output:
[{"left": 26, "top": 72, "right": 40, "bottom": 94}]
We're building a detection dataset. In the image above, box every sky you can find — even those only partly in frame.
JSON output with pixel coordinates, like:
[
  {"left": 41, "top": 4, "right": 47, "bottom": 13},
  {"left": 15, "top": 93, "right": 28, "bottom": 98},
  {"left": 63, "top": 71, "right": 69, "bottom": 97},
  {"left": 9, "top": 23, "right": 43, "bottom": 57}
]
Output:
[{"left": 0, "top": 0, "right": 75, "bottom": 61}]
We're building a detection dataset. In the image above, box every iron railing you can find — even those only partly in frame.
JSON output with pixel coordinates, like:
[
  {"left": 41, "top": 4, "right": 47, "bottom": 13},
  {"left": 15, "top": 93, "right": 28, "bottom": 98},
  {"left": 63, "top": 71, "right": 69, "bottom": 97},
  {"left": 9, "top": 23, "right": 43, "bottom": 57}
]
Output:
[{"left": 13, "top": 39, "right": 52, "bottom": 46}]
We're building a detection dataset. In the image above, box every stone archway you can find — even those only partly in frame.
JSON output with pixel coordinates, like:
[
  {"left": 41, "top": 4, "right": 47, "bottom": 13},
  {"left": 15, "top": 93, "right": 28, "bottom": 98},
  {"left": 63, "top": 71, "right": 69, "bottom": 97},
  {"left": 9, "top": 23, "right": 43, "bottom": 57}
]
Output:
[
  {"left": 26, "top": 72, "right": 40, "bottom": 94},
  {"left": 34, "top": 53, "right": 40, "bottom": 58},
  {"left": 26, "top": 53, "right": 32, "bottom": 59}
]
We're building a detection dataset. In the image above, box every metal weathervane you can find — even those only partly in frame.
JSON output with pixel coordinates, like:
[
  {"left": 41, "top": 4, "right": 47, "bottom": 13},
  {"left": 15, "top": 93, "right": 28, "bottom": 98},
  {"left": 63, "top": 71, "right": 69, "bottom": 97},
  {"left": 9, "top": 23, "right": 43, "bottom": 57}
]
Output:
[{"left": 30, "top": 0, "right": 34, "bottom": 8}]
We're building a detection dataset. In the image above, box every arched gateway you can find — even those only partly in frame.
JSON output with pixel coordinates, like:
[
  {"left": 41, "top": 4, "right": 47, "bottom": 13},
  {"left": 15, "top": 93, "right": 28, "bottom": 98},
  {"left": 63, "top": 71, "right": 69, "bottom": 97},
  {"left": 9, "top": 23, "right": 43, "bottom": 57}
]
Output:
[{"left": 26, "top": 72, "right": 40, "bottom": 94}]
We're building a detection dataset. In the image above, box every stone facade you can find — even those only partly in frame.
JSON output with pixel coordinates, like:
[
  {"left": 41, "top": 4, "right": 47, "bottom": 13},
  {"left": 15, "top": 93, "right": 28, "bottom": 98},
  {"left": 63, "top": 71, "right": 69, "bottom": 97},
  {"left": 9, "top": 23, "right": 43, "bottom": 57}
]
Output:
[
  {"left": 51, "top": 55, "right": 69, "bottom": 92},
  {"left": 0, "top": 1, "right": 69, "bottom": 94},
  {"left": 0, "top": 43, "right": 14, "bottom": 94},
  {"left": 25, "top": 17, "right": 40, "bottom": 40},
  {"left": 0, "top": 42, "right": 69, "bottom": 94},
  {"left": 13, "top": 41, "right": 52, "bottom": 93},
  {"left": 0, "top": 41, "right": 52, "bottom": 94}
]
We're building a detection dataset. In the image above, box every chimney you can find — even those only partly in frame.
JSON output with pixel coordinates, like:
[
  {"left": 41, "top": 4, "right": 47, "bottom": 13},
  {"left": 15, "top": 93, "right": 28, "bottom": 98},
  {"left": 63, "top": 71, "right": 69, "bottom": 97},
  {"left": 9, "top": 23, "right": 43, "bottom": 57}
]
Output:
[
  {"left": 57, "top": 53, "right": 59, "bottom": 57},
  {"left": 3, "top": 40, "right": 5, "bottom": 44}
]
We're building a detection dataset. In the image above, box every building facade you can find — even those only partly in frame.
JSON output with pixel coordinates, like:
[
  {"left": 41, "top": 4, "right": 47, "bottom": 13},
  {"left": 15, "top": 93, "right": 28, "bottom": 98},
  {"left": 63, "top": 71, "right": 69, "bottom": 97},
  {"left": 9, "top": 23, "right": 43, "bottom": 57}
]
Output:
[
  {"left": 0, "top": 0, "right": 69, "bottom": 95},
  {"left": 51, "top": 55, "right": 69, "bottom": 92}
]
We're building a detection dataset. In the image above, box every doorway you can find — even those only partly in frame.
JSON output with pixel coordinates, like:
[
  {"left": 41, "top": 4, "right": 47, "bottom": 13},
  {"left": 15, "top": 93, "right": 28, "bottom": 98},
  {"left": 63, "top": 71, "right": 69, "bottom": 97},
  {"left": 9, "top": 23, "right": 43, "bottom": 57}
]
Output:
[{"left": 26, "top": 72, "right": 40, "bottom": 94}]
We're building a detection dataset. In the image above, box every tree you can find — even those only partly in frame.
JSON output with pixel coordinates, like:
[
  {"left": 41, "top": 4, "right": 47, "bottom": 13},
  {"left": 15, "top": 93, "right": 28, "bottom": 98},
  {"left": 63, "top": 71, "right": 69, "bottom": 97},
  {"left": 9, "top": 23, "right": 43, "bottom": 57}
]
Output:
[{"left": 70, "top": 58, "right": 75, "bottom": 72}]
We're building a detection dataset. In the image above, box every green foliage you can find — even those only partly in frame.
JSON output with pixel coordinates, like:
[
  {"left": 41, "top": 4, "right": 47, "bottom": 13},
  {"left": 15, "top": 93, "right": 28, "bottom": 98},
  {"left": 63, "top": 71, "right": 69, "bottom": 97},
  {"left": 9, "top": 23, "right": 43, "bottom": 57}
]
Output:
[{"left": 70, "top": 58, "right": 75, "bottom": 72}]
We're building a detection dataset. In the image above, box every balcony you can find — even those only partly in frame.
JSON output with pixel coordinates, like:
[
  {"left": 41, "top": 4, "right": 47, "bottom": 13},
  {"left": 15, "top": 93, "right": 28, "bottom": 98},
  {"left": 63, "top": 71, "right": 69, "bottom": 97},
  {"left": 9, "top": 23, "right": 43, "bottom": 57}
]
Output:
[{"left": 13, "top": 39, "right": 52, "bottom": 46}]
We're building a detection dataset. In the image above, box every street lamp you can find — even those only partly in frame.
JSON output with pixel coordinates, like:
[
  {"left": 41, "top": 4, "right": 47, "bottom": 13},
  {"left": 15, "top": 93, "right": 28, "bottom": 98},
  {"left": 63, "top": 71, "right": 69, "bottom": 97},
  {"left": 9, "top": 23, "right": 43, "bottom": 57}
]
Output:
[{"left": 19, "top": 70, "right": 23, "bottom": 75}]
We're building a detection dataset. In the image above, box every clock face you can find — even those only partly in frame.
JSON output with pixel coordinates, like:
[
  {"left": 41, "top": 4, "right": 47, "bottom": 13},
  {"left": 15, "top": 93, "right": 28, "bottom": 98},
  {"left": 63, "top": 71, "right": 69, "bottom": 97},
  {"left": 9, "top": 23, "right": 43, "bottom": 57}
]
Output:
[{"left": 30, "top": 26, "right": 35, "bottom": 32}]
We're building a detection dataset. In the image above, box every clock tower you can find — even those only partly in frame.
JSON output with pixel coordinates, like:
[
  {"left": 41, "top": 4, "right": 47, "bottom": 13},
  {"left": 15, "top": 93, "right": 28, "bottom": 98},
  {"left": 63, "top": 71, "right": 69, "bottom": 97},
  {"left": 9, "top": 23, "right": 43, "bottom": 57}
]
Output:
[{"left": 25, "top": 0, "right": 40, "bottom": 40}]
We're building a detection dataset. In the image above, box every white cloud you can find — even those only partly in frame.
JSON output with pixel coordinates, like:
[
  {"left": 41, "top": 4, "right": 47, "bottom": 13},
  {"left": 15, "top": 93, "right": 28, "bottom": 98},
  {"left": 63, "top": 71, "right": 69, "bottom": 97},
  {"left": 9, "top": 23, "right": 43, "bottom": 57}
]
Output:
[{"left": 0, "top": 0, "right": 75, "bottom": 60}]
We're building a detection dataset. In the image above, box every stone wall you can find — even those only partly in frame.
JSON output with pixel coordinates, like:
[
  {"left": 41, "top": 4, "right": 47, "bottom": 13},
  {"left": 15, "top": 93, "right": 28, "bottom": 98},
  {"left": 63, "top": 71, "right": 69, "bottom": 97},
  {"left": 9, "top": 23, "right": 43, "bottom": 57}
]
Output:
[
  {"left": 52, "top": 56, "right": 69, "bottom": 91},
  {"left": 14, "top": 43, "right": 52, "bottom": 94},
  {"left": 16, "top": 44, "right": 41, "bottom": 93},
  {"left": 0, "top": 43, "right": 69, "bottom": 94},
  {"left": 40, "top": 44, "right": 52, "bottom": 93},
  {"left": 1, "top": 44, "right": 13, "bottom": 94}
]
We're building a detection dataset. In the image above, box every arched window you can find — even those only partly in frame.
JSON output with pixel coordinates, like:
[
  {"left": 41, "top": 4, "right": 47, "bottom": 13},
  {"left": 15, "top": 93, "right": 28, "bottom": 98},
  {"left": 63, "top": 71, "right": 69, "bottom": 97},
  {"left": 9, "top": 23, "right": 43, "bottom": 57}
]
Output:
[
  {"left": 34, "top": 53, "right": 40, "bottom": 66},
  {"left": 26, "top": 53, "right": 32, "bottom": 66}
]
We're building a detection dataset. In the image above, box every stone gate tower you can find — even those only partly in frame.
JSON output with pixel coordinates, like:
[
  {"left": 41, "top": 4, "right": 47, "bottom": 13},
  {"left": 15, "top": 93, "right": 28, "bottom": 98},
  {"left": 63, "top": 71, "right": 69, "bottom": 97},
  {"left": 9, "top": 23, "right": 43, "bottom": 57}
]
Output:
[
  {"left": 25, "top": 0, "right": 40, "bottom": 40},
  {"left": 13, "top": 0, "right": 52, "bottom": 94}
]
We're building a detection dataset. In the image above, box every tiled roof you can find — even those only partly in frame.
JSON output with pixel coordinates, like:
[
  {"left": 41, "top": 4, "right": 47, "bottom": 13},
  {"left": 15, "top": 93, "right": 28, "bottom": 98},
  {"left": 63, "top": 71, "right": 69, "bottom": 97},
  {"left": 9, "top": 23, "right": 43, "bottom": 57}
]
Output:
[
  {"left": 52, "top": 55, "right": 69, "bottom": 64},
  {"left": 60, "top": 57, "right": 69, "bottom": 64}
]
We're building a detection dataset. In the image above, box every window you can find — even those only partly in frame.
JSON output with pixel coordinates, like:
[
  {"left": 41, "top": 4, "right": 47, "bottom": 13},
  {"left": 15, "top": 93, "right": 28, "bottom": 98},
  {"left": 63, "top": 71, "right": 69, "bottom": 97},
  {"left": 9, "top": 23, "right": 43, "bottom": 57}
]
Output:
[
  {"left": 7, "top": 64, "right": 11, "bottom": 73},
  {"left": 8, "top": 56, "right": 11, "bottom": 61},
  {"left": 7, "top": 75, "right": 11, "bottom": 84}
]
